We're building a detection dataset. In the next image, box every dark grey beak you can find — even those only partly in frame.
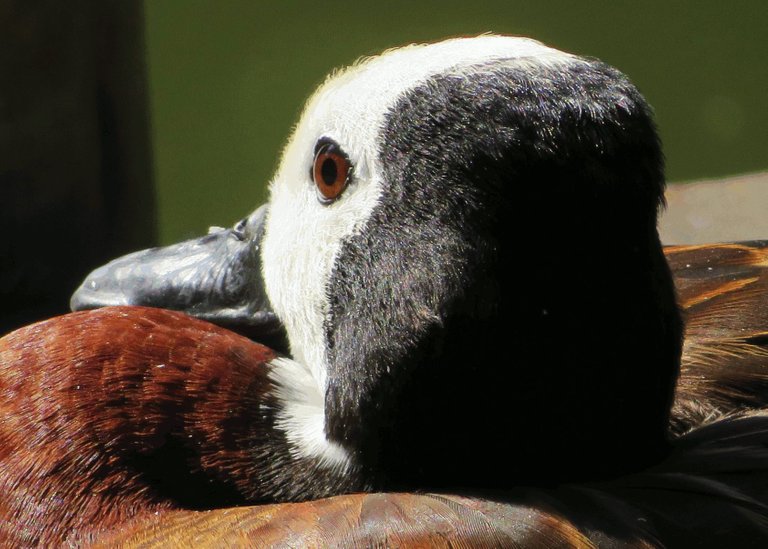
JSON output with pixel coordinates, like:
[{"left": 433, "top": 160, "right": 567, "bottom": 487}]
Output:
[{"left": 71, "top": 204, "right": 287, "bottom": 350}]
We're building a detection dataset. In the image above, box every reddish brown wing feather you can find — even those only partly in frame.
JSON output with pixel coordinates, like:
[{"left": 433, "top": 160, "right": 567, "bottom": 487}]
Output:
[
  {"left": 0, "top": 306, "right": 277, "bottom": 546},
  {"left": 91, "top": 492, "right": 599, "bottom": 548},
  {"left": 668, "top": 242, "right": 768, "bottom": 434}
]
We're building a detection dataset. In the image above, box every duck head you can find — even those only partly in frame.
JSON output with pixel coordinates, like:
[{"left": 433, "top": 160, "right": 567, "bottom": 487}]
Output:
[{"left": 72, "top": 36, "right": 683, "bottom": 490}]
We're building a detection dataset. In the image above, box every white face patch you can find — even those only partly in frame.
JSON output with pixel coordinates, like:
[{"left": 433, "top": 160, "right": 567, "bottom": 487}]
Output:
[{"left": 259, "top": 35, "right": 573, "bottom": 461}]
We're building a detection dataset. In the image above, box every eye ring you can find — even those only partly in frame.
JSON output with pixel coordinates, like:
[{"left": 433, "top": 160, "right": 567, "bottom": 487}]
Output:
[{"left": 311, "top": 139, "right": 352, "bottom": 204}]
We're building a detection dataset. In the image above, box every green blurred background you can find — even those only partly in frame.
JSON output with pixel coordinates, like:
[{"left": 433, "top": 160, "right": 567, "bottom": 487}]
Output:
[{"left": 144, "top": 1, "right": 768, "bottom": 244}]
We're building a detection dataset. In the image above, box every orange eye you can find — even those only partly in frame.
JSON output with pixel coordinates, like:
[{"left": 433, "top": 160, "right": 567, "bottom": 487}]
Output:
[{"left": 312, "top": 140, "right": 352, "bottom": 203}]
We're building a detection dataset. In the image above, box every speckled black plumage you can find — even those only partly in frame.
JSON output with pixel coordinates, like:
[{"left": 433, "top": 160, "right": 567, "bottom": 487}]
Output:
[{"left": 325, "top": 58, "right": 682, "bottom": 489}]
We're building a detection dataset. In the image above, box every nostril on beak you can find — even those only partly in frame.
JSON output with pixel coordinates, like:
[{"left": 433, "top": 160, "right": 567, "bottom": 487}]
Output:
[{"left": 232, "top": 218, "right": 248, "bottom": 241}]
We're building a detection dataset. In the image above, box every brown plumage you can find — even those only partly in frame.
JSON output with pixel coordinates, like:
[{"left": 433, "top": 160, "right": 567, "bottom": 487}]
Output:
[
  {"left": 1, "top": 242, "right": 768, "bottom": 546},
  {"left": 0, "top": 307, "right": 278, "bottom": 546},
  {"left": 671, "top": 241, "right": 768, "bottom": 434}
]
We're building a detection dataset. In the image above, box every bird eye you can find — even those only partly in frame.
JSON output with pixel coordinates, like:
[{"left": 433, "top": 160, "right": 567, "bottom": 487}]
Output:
[{"left": 312, "top": 139, "right": 352, "bottom": 204}]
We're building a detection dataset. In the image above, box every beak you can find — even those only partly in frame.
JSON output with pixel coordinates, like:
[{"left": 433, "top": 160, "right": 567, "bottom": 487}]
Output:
[{"left": 70, "top": 204, "right": 287, "bottom": 350}]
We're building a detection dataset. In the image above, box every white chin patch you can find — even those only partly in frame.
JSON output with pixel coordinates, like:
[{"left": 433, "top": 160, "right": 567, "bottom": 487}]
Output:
[{"left": 269, "top": 357, "right": 352, "bottom": 471}]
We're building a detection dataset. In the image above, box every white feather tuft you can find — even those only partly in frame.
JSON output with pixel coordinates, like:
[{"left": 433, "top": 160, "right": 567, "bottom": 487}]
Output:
[{"left": 269, "top": 356, "right": 352, "bottom": 470}]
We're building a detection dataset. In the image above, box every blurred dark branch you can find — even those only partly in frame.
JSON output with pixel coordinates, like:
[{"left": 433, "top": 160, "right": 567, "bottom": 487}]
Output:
[{"left": 0, "top": 1, "right": 155, "bottom": 334}]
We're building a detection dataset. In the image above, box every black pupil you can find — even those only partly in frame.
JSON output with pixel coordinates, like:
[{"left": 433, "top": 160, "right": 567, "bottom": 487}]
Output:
[{"left": 321, "top": 157, "right": 338, "bottom": 185}]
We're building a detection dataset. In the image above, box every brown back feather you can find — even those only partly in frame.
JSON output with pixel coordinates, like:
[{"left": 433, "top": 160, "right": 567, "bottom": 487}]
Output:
[{"left": 669, "top": 242, "right": 768, "bottom": 435}]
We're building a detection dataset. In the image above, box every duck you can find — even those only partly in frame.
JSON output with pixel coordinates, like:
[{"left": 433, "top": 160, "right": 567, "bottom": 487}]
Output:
[
  {"left": 0, "top": 35, "right": 766, "bottom": 545},
  {"left": 71, "top": 34, "right": 682, "bottom": 487}
]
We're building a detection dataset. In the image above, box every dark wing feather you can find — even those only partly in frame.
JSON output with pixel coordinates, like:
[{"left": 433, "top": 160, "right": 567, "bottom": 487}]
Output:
[{"left": 668, "top": 242, "right": 768, "bottom": 434}]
